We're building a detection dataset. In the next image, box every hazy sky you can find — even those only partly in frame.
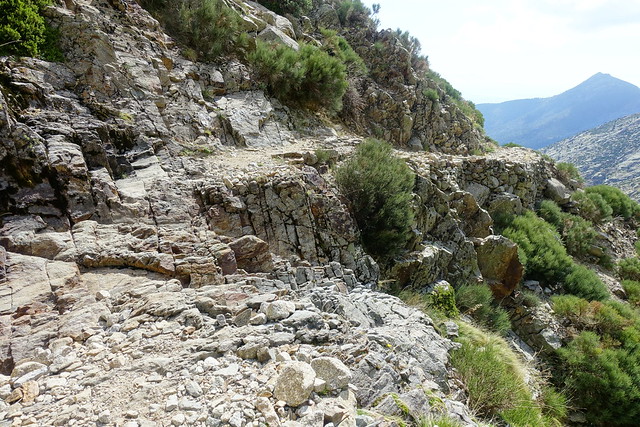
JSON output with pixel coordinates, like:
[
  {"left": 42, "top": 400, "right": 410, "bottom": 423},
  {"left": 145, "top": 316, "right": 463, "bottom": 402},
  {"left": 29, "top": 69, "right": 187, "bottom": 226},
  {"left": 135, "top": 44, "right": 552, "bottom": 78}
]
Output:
[{"left": 363, "top": 0, "right": 640, "bottom": 103}]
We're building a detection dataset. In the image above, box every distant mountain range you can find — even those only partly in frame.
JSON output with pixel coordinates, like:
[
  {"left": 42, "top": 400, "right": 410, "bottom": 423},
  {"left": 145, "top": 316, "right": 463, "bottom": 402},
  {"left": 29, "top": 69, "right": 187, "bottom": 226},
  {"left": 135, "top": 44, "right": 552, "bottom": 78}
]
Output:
[
  {"left": 542, "top": 113, "right": 640, "bottom": 201},
  {"left": 478, "top": 73, "right": 640, "bottom": 149}
]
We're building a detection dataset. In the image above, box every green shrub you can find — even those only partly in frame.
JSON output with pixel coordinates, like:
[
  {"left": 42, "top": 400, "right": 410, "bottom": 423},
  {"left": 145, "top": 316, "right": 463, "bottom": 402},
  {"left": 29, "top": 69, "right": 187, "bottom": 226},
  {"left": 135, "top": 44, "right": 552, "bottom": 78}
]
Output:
[
  {"left": 424, "top": 69, "right": 483, "bottom": 127},
  {"left": 551, "top": 294, "right": 592, "bottom": 321},
  {"left": 249, "top": 41, "right": 348, "bottom": 112},
  {"left": 256, "top": 0, "right": 312, "bottom": 17},
  {"left": 619, "top": 257, "right": 640, "bottom": 281},
  {"left": 319, "top": 28, "right": 367, "bottom": 75},
  {"left": 503, "top": 142, "right": 523, "bottom": 148},
  {"left": 393, "top": 28, "right": 422, "bottom": 56},
  {"left": 336, "top": 0, "right": 370, "bottom": 26},
  {"left": 552, "top": 296, "right": 636, "bottom": 344},
  {"left": 563, "top": 215, "right": 597, "bottom": 258},
  {"left": 501, "top": 211, "right": 573, "bottom": 284},
  {"left": 455, "top": 284, "right": 510, "bottom": 335},
  {"left": 520, "top": 289, "right": 542, "bottom": 307},
  {"left": 0, "top": 0, "right": 55, "bottom": 58},
  {"left": 556, "top": 162, "right": 584, "bottom": 183},
  {"left": 538, "top": 200, "right": 565, "bottom": 232},
  {"left": 635, "top": 240, "right": 640, "bottom": 256},
  {"left": 422, "top": 88, "right": 438, "bottom": 103},
  {"left": 557, "top": 331, "right": 640, "bottom": 425},
  {"left": 572, "top": 191, "right": 613, "bottom": 224},
  {"left": 538, "top": 200, "right": 598, "bottom": 258},
  {"left": 335, "top": 138, "right": 414, "bottom": 258},
  {"left": 564, "top": 264, "right": 609, "bottom": 301},
  {"left": 585, "top": 185, "right": 639, "bottom": 220},
  {"left": 429, "top": 282, "right": 459, "bottom": 317},
  {"left": 141, "top": 0, "right": 245, "bottom": 60},
  {"left": 622, "top": 280, "right": 640, "bottom": 306}
]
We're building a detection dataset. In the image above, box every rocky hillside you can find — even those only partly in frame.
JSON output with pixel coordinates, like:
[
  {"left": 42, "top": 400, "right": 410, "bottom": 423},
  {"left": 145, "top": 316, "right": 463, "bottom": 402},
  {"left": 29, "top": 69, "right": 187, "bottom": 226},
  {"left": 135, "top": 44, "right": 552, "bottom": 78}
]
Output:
[
  {"left": 478, "top": 73, "right": 640, "bottom": 149},
  {"left": 1, "top": 1, "right": 640, "bottom": 426},
  {"left": 542, "top": 113, "right": 640, "bottom": 201}
]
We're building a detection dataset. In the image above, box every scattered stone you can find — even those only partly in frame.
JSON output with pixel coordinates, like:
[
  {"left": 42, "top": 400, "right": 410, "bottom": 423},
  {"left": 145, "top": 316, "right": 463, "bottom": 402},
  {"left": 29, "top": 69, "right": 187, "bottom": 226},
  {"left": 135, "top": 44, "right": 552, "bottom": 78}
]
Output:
[
  {"left": 260, "top": 301, "right": 296, "bottom": 321},
  {"left": 273, "top": 361, "right": 316, "bottom": 407},
  {"left": 310, "top": 357, "right": 351, "bottom": 391}
]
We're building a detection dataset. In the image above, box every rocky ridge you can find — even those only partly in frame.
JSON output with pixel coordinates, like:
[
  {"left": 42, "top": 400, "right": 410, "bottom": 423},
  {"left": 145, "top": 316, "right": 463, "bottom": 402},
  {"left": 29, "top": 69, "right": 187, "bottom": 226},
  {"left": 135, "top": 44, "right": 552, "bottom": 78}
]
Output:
[
  {"left": 542, "top": 112, "right": 640, "bottom": 201},
  {"left": 1, "top": 0, "right": 635, "bottom": 426}
]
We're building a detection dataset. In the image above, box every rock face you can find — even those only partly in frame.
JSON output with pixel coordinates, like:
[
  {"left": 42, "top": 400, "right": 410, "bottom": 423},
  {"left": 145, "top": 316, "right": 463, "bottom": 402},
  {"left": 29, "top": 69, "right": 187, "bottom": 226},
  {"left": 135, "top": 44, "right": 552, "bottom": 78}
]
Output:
[
  {"left": 475, "top": 235, "right": 523, "bottom": 298},
  {"left": 542, "top": 112, "right": 640, "bottom": 201}
]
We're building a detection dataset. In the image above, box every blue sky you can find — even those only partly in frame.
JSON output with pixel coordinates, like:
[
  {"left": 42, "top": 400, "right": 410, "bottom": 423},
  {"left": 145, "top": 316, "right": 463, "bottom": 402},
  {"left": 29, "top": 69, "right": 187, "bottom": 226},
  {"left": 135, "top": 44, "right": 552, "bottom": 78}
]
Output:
[{"left": 364, "top": 0, "right": 640, "bottom": 103}]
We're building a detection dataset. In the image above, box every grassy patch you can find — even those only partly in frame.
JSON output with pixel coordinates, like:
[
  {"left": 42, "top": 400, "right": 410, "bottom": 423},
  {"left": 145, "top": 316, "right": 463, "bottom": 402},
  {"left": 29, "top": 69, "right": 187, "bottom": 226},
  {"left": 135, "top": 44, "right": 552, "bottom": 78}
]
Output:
[
  {"left": 556, "top": 162, "right": 584, "bottom": 183},
  {"left": 451, "top": 323, "right": 563, "bottom": 426},
  {"left": 455, "top": 284, "right": 510, "bottom": 335}
]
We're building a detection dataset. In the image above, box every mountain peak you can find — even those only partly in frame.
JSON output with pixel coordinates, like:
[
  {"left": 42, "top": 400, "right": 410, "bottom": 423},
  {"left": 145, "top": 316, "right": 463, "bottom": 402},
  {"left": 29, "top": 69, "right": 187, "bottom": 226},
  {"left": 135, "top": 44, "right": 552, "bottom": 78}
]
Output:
[{"left": 478, "top": 73, "right": 640, "bottom": 149}]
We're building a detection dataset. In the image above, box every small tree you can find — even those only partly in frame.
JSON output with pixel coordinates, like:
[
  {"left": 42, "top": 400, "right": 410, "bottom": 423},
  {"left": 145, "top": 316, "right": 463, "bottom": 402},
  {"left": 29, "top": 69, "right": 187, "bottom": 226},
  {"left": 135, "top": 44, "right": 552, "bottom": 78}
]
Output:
[{"left": 335, "top": 138, "right": 414, "bottom": 258}]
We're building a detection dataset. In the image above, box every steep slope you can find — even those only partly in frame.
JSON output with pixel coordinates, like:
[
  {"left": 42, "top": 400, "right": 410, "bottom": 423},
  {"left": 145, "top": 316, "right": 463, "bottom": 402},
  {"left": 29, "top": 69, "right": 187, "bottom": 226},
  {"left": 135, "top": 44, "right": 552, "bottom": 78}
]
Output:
[
  {"left": 542, "top": 113, "right": 640, "bottom": 201},
  {"left": 478, "top": 73, "right": 640, "bottom": 149}
]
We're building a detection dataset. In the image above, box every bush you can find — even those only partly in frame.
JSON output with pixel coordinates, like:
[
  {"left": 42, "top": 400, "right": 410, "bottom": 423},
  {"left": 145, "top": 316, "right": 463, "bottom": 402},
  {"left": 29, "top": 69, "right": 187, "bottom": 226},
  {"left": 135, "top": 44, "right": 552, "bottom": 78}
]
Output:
[
  {"left": 501, "top": 211, "right": 573, "bottom": 284},
  {"left": 585, "top": 185, "right": 640, "bottom": 220},
  {"left": 556, "top": 162, "right": 584, "bottom": 183},
  {"left": 563, "top": 215, "right": 597, "bottom": 258},
  {"left": 249, "top": 41, "right": 348, "bottom": 112},
  {"left": 538, "top": 200, "right": 565, "bottom": 231},
  {"left": 141, "top": 0, "right": 245, "bottom": 60},
  {"left": 429, "top": 282, "right": 459, "bottom": 317},
  {"left": 319, "top": 28, "right": 367, "bottom": 75},
  {"left": 0, "top": 0, "right": 54, "bottom": 58},
  {"left": 256, "top": 0, "right": 312, "bottom": 17},
  {"left": 335, "top": 138, "right": 414, "bottom": 258},
  {"left": 557, "top": 331, "right": 640, "bottom": 425},
  {"left": 623, "top": 280, "right": 640, "bottom": 306},
  {"left": 455, "top": 284, "right": 510, "bottom": 335},
  {"left": 564, "top": 264, "right": 609, "bottom": 301},
  {"left": 619, "top": 257, "right": 640, "bottom": 281},
  {"left": 336, "top": 0, "right": 371, "bottom": 26},
  {"left": 538, "top": 200, "right": 598, "bottom": 258},
  {"left": 503, "top": 142, "right": 523, "bottom": 148},
  {"left": 552, "top": 295, "right": 633, "bottom": 338},
  {"left": 422, "top": 88, "right": 438, "bottom": 103},
  {"left": 572, "top": 191, "right": 613, "bottom": 224}
]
